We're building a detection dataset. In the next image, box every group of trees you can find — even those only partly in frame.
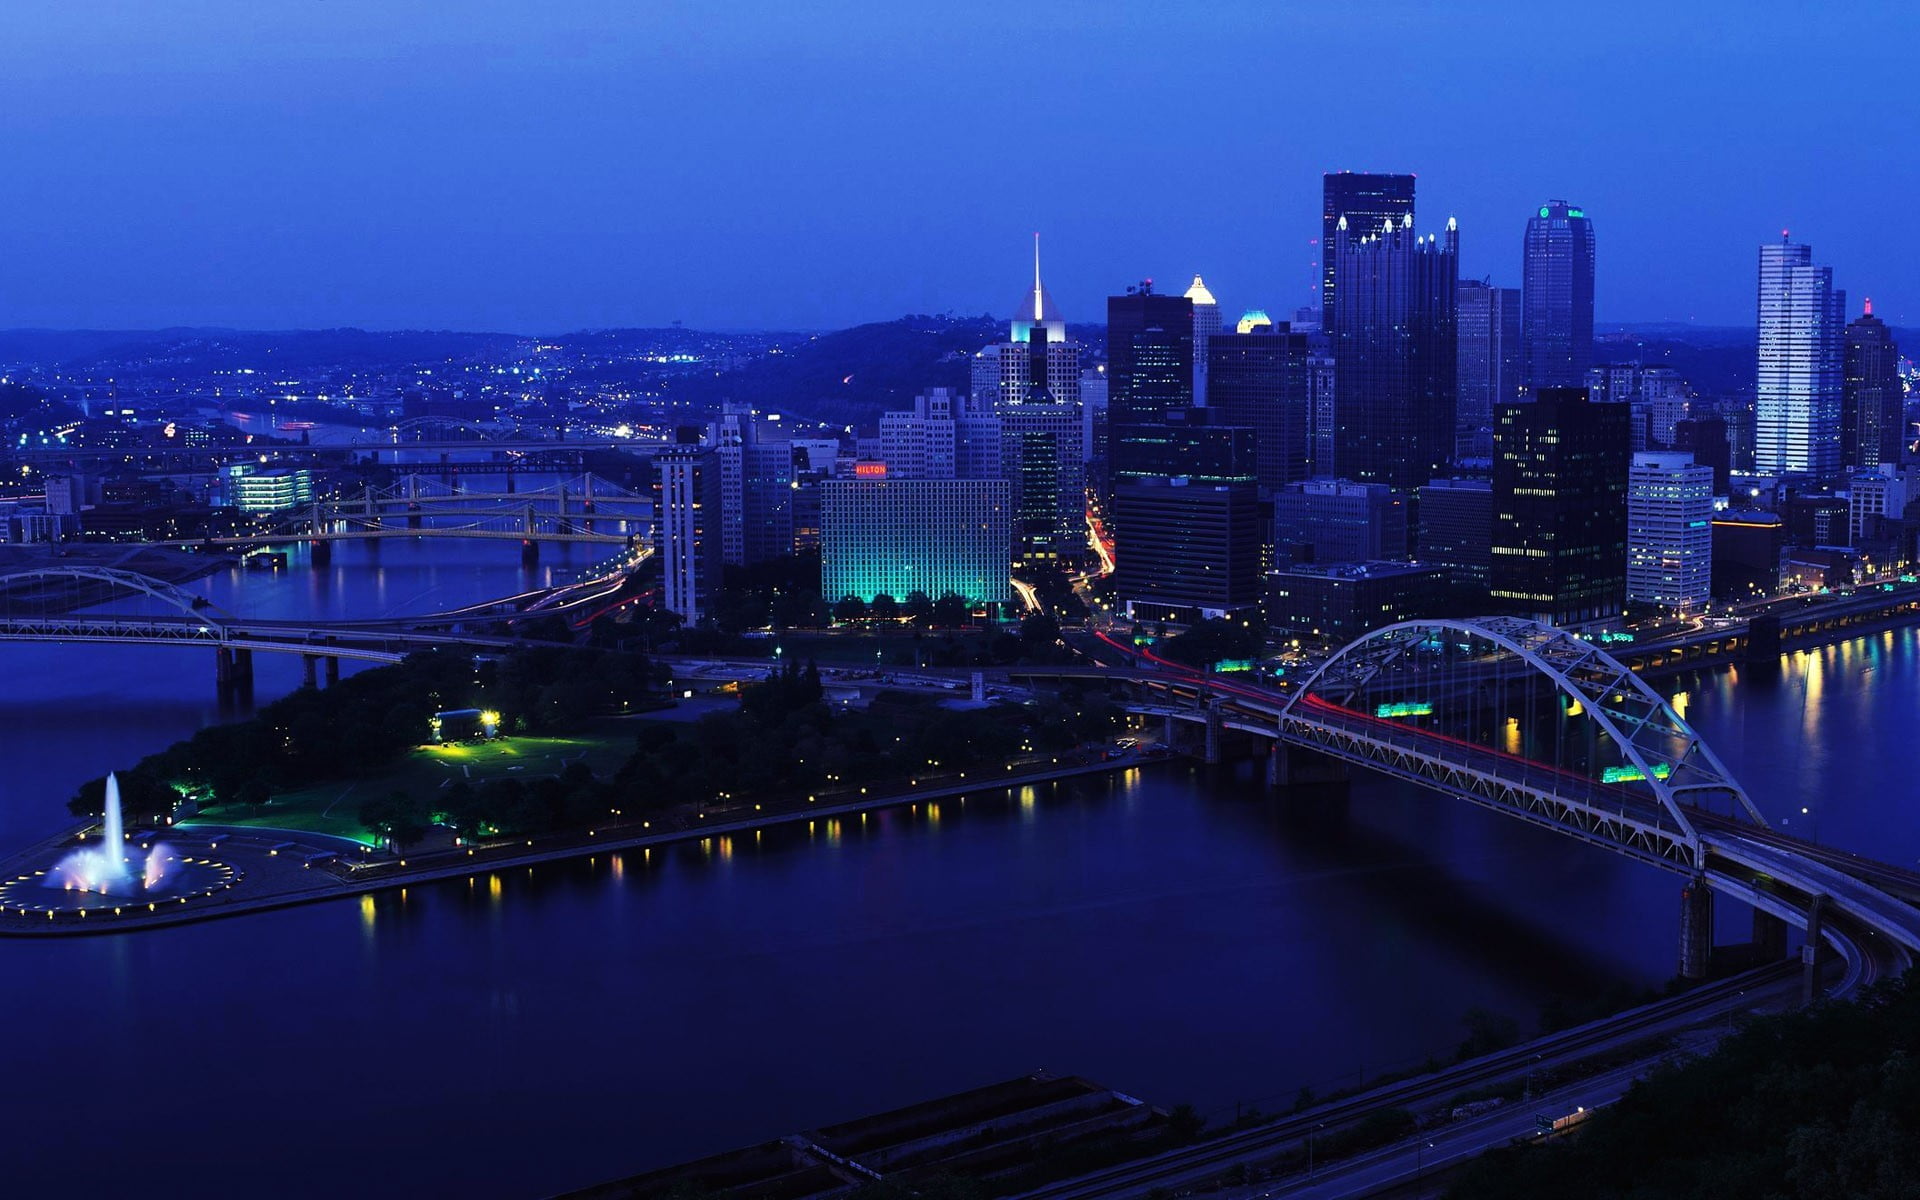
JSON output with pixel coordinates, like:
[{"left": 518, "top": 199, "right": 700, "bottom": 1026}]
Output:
[
  {"left": 1447, "top": 972, "right": 1920, "bottom": 1198},
  {"left": 72, "top": 650, "right": 476, "bottom": 823},
  {"left": 832, "top": 590, "right": 976, "bottom": 629},
  {"left": 610, "top": 660, "right": 1120, "bottom": 815},
  {"left": 362, "top": 763, "right": 617, "bottom": 845},
  {"left": 71, "top": 646, "right": 655, "bottom": 824},
  {"left": 1156, "top": 618, "right": 1264, "bottom": 670},
  {"left": 705, "top": 552, "right": 831, "bottom": 634}
]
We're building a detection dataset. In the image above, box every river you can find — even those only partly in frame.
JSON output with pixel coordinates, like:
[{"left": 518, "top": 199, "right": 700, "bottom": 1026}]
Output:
[{"left": 0, "top": 537, "right": 1911, "bottom": 1197}]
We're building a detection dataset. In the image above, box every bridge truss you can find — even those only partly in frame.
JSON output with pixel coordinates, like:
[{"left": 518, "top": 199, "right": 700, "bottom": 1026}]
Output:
[{"left": 1276, "top": 618, "right": 1766, "bottom": 870}]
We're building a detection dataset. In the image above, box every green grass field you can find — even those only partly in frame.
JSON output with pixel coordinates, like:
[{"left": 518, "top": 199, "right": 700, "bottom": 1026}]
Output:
[{"left": 181, "top": 730, "right": 637, "bottom": 844}]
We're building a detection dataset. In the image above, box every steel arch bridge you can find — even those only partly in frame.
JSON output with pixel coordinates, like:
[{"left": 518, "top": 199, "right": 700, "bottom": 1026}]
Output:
[
  {"left": 0, "top": 566, "right": 514, "bottom": 663},
  {"left": 1273, "top": 617, "right": 1766, "bottom": 871}
]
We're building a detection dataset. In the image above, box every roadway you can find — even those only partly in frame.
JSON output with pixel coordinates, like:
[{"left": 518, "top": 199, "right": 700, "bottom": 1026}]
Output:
[{"left": 1011, "top": 962, "right": 1807, "bottom": 1200}]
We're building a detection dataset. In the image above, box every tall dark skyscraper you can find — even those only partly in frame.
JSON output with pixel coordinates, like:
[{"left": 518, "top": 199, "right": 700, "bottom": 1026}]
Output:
[
  {"left": 1105, "top": 286, "right": 1195, "bottom": 493},
  {"left": 1521, "top": 201, "right": 1596, "bottom": 392},
  {"left": 1106, "top": 287, "right": 1194, "bottom": 427},
  {"left": 1322, "top": 172, "right": 1416, "bottom": 330},
  {"left": 1330, "top": 213, "right": 1459, "bottom": 491},
  {"left": 1206, "top": 325, "right": 1313, "bottom": 493},
  {"left": 1491, "top": 387, "right": 1630, "bottom": 627},
  {"left": 1455, "top": 279, "right": 1520, "bottom": 449},
  {"left": 1843, "top": 299, "right": 1903, "bottom": 470}
]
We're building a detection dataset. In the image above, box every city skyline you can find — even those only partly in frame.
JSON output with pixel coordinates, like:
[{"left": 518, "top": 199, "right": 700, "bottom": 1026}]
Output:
[{"left": 1, "top": 2, "right": 1915, "bottom": 332}]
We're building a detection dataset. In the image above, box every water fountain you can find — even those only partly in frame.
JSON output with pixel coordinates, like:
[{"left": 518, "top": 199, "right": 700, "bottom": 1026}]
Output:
[
  {"left": 0, "top": 772, "right": 240, "bottom": 919},
  {"left": 44, "top": 773, "right": 156, "bottom": 895}
]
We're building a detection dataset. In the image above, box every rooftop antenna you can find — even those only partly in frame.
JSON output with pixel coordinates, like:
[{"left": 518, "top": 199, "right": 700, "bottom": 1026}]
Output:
[{"left": 1033, "top": 232, "right": 1044, "bottom": 322}]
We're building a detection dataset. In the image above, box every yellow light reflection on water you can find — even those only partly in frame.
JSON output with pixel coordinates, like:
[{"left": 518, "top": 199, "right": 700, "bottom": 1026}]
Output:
[
  {"left": 1504, "top": 717, "right": 1521, "bottom": 756},
  {"left": 488, "top": 874, "right": 503, "bottom": 904},
  {"left": 611, "top": 853, "right": 624, "bottom": 882},
  {"left": 359, "top": 893, "right": 376, "bottom": 931}
]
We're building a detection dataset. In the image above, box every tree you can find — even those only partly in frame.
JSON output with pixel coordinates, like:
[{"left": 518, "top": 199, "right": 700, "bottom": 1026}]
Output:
[
  {"left": 1160, "top": 618, "right": 1262, "bottom": 669},
  {"left": 236, "top": 777, "right": 272, "bottom": 813},
  {"left": 834, "top": 594, "right": 867, "bottom": 623},
  {"left": 358, "top": 790, "right": 432, "bottom": 850},
  {"left": 932, "top": 591, "right": 970, "bottom": 629},
  {"left": 870, "top": 593, "right": 900, "bottom": 621},
  {"left": 905, "top": 590, "right": 934, "bottom": 626}
]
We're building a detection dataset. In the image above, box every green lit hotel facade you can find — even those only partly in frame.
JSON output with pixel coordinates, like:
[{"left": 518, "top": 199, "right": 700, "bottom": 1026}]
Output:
[{"left": 820, "top": 474, "right": 1013, "bottom": 610}]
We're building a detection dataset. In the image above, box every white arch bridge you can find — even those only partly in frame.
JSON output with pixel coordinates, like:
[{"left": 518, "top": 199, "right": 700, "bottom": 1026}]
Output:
[{"left": 1012, "top": 617, "right": 1920, "bottom": 989}]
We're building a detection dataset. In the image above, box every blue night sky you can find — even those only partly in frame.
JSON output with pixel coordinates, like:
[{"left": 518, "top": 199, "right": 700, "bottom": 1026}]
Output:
[{"left": 2, "top": 1, "right": 1912, "bottom": 332}]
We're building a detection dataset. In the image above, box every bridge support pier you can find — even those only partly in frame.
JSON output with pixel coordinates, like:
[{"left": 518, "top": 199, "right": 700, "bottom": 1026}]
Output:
[
  {"left": 971, "top": 671, "right": 986, "bottom": 702},
  {"left": 1802, "top": 894, "right": 1828, "bottom": 1005},
  {"left": 302, "top": 655, "right": 319, "bottom": 689},
  {"left": 1203, "top": 702, "right": 1222, "bottom": 765},
  {"left": 520, "top": 538, "right": 540, "bottom": 565},
  {"left": 1679, "top": 876, "right": 1714, "bottom": 980},
  {"left": 1752, "top": 909, "right": 1789, "bottom": 962},
  {"left": 215, "top": 646, "right": 234, "bottom": 690},
  {"left": 310, "top": 539, "right": 332, "bottom": 566},
  {"left": 325, "top": 656, "right": 340, "bottom": 687}
]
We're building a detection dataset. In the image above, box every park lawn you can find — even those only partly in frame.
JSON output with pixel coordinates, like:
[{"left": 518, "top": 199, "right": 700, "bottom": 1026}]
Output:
[{"left": 183, "top": 731, "right": 636, "bottom": 844}]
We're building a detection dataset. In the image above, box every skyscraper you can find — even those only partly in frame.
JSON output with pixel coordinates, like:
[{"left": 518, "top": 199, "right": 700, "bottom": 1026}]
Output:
[
  {"left": 1418, "top": 477, "right": 1494, "bottom": 604},
  {"left": 879, "top": 388, "right": 1001, "bottom": 480},
  {"left": 974, "top": 239, "right": 1085, "bottom": 564},
  {"left": 656, "top": 438, "right": 723, "bottom": 625},
  {"left": 1492, "top": 388, "right": 1630, "bottom": 627},
  {"left": 715, "top": 407, "right": 796, "bottom": 567},
  {"left": 1330, "top": 213, "right": 1459, "bottom": 490},
  {"left": 1455, "top": 279, "right": 1520, "bottom": 452},
  {"left": 973, "top": 237, "right": 1082, "bottom": 410},
  {"left": 1627, "top": 451, "right": 1714, "bottom": 611},
  {"left": 1322, "top": 172, "right": 1416, "bottom": 329},
  {"left": 1185, "top": 275, "right": 1221, "bottom": 406},
  {"left": 1520, "top": 202, "right": 1596, "bottom": 392},
  {"left": 1105, "top": 286, "right": 1194, "bottom": 428},
  {"left": 1113, "top": 477, "right": 1262, "bottom": 622},
  {"left": 1106, "top": 285, "right": 1195, "bottom": 498},
  {"left": 1205, "top": 325, "right": 1313, "bottom": 493},
  {"left": 1843, "top": 299, "right": 1903, "bottom": 471},
  {"left": 1756, "top": 235, "right": 1845, "bottom": 478},
  {"left": 1585, "top": 362, "right": 1691, "bottom": 451}
]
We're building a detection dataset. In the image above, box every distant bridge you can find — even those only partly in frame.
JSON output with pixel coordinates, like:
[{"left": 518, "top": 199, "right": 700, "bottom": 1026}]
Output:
[
  {"left": 148, "top": 473, "right": 652, "bottom": 553},
  {"left": 0, "top": 565, "right": 619, "bottom": 688}
]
